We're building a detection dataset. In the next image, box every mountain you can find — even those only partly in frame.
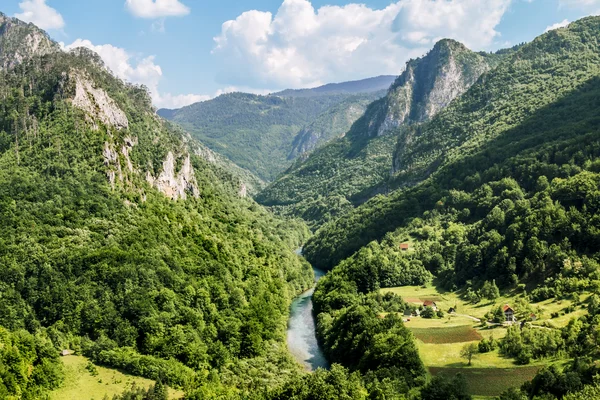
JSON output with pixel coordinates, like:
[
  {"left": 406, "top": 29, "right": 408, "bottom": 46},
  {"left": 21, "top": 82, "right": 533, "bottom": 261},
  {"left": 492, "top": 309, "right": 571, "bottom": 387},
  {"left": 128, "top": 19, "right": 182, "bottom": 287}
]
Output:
[
  {"left": 287, "top": 92, "right": 384, "bottom": 160},
  {"left": 257, "top": 39, "right": 504, "bottom": 227},
  {"left": 0, "top": 11, "right": 59, "bottom": 70},
  {"left": 303, "top": 16, "right": 600, "bottom": 272},
  {"left": 0, "top": 16, "right": 314, "bottom": 398},
  {"left": 273, "top": 75, "right": 396, "bottom": 97},
  {"left": 158, "top": 87, "right": 388, "bottom": 181}
]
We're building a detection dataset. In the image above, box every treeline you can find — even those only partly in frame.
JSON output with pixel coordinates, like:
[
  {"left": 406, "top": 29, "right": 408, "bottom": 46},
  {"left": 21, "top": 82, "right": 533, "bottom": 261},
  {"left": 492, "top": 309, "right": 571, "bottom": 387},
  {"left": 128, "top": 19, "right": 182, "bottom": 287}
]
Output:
[{"left": 0, "top": 327, "right": 64, "bottom": 399}]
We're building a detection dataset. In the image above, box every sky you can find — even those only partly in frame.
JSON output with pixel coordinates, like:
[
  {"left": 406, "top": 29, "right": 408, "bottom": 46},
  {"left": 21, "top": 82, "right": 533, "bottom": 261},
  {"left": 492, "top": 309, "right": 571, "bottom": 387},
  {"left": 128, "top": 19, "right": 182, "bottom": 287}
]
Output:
[{"left": 3, "top": 0, "right": 600, "bottom": 109}]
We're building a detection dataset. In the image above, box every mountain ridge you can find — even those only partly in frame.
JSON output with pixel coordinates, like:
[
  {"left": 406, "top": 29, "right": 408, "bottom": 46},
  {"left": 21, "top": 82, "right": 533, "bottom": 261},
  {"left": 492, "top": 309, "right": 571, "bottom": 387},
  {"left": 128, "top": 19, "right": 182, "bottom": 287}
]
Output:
[{"left": 257, "top": 38, "right": 503, "bottom": 227}]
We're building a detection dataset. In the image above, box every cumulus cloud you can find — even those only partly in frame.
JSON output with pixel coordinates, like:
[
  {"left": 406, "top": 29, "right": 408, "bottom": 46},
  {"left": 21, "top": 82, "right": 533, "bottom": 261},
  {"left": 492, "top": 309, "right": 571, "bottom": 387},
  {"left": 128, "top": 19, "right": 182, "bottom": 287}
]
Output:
[
  {"left": 125, "top": 0, "right": 190, "bottom": 19},
  {"left": 545, "top": 19, "right": 570, "bottom": 32},
  {"left": 212, "top": 0, "right": 511, "bottom": 89},
  {"left": 63, "top": 39, "right": 204, "bottom": 109},
  {"left": 15, "top": 0, "right": 65, "bottom": 30}
]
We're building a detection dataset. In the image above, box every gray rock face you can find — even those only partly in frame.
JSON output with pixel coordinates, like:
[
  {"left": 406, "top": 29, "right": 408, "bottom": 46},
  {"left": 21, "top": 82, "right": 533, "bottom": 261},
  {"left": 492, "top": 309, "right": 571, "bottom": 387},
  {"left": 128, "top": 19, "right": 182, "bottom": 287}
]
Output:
[
  {"left": 146, "top": 152, "right": 200, "bottom": 200},
  {"left": 368, "top": 39, "right": 496, "bottom": 137},
  {"left": 0, "top": 12, "right": 59, "bottom": 70},
  {"left": 72, "top": 72, "right": 129, "bottom": 130}
]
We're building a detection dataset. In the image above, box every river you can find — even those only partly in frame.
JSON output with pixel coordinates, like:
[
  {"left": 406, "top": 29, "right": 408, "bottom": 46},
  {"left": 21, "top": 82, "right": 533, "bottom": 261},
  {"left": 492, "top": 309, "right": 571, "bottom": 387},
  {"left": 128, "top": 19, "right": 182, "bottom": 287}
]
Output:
[{"left": 287, "top": 265, "right": 329, "bottom": 371}]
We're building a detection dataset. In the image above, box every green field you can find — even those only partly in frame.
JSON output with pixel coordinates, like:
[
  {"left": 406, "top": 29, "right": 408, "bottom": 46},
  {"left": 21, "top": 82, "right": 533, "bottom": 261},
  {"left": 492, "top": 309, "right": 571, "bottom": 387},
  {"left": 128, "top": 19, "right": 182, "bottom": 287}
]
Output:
[
  {"left": 50, "top": 356, "right": 184, "bottom": 400},
  {"left": 430, "top": 366, "right": 541, "bottom": 397},
  {"left": 378, "top": 285, "right": 585, "bottom": 397},
  {"left": 411, "top": 325, "right": 482, "bottom": 344}
]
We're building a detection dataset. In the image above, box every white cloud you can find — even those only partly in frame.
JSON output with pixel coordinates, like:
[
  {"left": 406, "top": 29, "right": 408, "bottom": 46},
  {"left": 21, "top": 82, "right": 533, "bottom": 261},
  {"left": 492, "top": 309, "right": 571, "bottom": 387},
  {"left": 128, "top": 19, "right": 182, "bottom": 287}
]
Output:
[
  {"left": 212, "top": 0, "right": 512, "bottom": 89},
  {"left": 545, "top": 19, "right": 570, "bottom": 32},
  {"left": 15, "top": 0, "right": 65, "bottom": 30},
  {"left": 62, "top": 39, "right": 204, "bottom": 109},
  {"left": 125, "top": 0, "right": 190, "bottom": 19}
]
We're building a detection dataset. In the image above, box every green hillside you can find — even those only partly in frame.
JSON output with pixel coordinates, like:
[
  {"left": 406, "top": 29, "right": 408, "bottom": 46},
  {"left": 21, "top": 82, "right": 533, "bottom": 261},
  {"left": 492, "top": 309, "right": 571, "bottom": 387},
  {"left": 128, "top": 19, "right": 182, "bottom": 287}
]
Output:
[
  {"left": 257, "top": 39, "right": 504, "bottom": 227},
  {"left": 158, "top": 89, "right": 387, "bottom": 182},
  {"left": 304, "top": 16, "right": 600, "bottom": 272},
  {"left": 0, "top": 17, "right": 313, "bottom": 398}
]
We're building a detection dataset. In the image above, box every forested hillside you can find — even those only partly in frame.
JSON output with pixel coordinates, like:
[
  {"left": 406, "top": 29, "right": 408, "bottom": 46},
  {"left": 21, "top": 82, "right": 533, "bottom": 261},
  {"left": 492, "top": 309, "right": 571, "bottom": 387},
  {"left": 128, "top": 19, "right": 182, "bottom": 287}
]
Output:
[
  {"left": 300, "top": 17, "right": 600, "bottom": 400},
  {"left": 258, "top": 39, "right": 504, "bottom": 227},
  {"left": 304, "top": 16, "right": 600, "bottom": 271},
  {"left": 0, "top": 15, "right": 314, "bottom": 398},
  {"left": 158, "top": 87, "right": 389, "bottom": 181}
]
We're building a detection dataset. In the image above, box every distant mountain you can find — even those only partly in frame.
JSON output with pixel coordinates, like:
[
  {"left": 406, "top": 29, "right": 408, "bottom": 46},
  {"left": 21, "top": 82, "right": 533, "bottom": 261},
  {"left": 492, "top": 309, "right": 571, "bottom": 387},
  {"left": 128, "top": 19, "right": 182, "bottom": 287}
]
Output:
[
  {"left": 273, "top": 75, "right": 396, "bottom": 97},
  {"left": 158, "top": 82, "right": 391, "bottom": 181},
  {"left": 257, "top": 39, "right": 504, "bottom": 227},
  {"left": 0, "top": 11, "right": 59, "bottom": 70}
]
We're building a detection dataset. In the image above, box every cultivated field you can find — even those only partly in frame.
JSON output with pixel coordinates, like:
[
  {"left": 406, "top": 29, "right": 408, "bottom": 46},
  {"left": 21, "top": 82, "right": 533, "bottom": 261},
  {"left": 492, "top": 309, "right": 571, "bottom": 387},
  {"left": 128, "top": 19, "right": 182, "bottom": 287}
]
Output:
[
  {"left": 429, "top": 366, "right": 541, "bottom": 397},
  {"left": 411, "top": 325, "right": 482, "bottom": 344},
  {"left": 380, "top": 285, "right": 585, "bottom": 398},
  {"left": 50, "top": 355, "right": 184, "bottom": 400}
]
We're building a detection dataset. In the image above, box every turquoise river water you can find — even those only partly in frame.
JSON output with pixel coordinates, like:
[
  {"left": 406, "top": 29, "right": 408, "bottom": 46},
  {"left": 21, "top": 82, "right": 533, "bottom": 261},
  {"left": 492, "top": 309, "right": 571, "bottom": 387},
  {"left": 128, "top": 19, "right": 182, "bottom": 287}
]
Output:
[{"left": 286, "top": 266, "right": 329, "bottom": 371}]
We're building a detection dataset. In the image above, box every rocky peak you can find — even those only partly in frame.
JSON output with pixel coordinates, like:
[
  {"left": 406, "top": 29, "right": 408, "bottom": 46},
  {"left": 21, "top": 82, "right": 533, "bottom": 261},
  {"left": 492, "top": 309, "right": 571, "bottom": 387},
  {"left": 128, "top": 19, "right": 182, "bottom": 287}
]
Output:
[
  {"left": 0, "top": 12, "right": 59, "bottom": 70},
  {"left": 368, "top": 39, "right": 497, "bottom": 136}
]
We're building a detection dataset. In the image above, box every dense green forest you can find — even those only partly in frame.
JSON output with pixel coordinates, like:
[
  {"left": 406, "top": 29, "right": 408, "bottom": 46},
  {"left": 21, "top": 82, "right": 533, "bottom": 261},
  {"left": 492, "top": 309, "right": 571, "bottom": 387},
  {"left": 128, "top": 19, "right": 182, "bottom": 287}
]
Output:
[
  {"left": 305, "top": 16, "right": 600, "bottom": 271},
  {"left": 0, "top": 21, "right": 317, "bottom": 397},
  {"left": 257, "top": 40, "right": 508, "bottom": 228}
]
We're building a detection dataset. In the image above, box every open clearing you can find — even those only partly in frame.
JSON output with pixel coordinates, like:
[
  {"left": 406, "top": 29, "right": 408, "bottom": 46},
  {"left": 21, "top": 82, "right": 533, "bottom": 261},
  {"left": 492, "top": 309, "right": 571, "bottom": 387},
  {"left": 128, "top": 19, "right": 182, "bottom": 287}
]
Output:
[
  {"left": 50, "top": 355, "right": 184, "bottom": 400},
  {"left": 411, "top": 325, "right": 482, "bottom": 344},
  {"left": 430, "top": 366, "right": 541, "bottom": 397},
  {"left": 380, "top": 285, "right": 585, "bottom": 397}
]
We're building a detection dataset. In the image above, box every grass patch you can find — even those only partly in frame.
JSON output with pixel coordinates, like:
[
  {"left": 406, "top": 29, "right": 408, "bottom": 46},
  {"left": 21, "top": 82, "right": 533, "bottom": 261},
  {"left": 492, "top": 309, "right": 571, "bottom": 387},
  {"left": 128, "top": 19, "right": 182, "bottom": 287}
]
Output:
[
  {"left": 429, "top": 366, "right": 541, "bottom": 397},
  {"left": 50, "top": 355, "right": 184, "bottom": 400},
  {"left": 411, "top": 326, "right": 482, "bottom": 344},
  {"left": 382, "top": 285, "right": 590, "bottom": 329}
]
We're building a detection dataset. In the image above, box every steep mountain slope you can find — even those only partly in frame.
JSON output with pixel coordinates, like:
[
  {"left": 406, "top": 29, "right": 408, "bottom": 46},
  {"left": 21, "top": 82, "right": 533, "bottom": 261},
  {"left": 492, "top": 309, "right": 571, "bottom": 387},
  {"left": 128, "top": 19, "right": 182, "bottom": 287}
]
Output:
[
  {"left": 0, "top": 11, "right": 59, "bottom": 70},
  {"left": 158, "top": 88, "right": 389, "bottom": 181},
  {"left": 304, "top": 16, "right": 600, "bottom": 271},
  {"left": 274, "top": 75, "right": 395, "bottom": 97},
  {"left": 0, "top": 17, "right": 313, "bottom": 398},
  {"left": 287, "top": 91, "right": 385, "bottom": 160},
  {"left": 258, "top": 39, "right": 502, "bottom": 227}
]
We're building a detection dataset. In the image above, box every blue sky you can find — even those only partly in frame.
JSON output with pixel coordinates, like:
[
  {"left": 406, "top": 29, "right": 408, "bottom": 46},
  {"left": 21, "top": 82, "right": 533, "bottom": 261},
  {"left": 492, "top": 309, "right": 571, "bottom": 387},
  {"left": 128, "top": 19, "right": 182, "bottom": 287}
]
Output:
[{"left": 4, "top": 0, "right": 599, "bottom": 108}]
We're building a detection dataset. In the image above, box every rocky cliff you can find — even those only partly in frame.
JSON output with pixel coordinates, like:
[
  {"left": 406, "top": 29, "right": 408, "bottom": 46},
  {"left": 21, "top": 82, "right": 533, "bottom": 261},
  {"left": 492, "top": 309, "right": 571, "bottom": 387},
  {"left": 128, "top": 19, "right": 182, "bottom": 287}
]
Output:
[
  {"left": 0, "top": 12, "right": 59, "bottom": 70},
  {"left": 369, "top": 39, "right": 500, "bottom": 137}
]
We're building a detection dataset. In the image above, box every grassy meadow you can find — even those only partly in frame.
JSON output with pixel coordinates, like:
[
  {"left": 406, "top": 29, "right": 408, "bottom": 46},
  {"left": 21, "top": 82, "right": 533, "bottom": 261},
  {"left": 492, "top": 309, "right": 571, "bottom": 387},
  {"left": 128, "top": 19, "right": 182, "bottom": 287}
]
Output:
[
  {"left": 50, "top": 355, "right": 184, "bottom": 400},
  {"left": 380, "top": 285, "right": 587, "bottom": 398}
]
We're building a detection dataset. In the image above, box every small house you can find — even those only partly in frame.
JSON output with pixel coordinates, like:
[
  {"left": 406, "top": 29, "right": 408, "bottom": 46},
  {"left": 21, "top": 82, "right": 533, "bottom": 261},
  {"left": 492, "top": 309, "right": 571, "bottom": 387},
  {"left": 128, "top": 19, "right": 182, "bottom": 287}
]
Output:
[
  {"left": 503, "top": 304, "right": 515, "bottom": 322},
  {"left": 399, "top": 243, "right": 410, "bottom": 251},
  {"left": 423, "top": 300, "right": 437, "bottom": 311},
  {"left": 403, "top": 309, "right": 412, "bottom": 317},
  {"left": 529, "top": 313, "right": 537, "bottom": 321},
  {"left": 60, "top": 350, "right": 73, "bottom": 356}
]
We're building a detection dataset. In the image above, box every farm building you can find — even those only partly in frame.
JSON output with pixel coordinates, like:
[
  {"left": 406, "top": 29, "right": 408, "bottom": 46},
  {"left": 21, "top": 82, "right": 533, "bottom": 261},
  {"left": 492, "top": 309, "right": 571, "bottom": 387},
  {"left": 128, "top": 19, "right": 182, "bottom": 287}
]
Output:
[
  {"left": 503, "top": 305, "right": 516, "bottom": 322},
  {"left": 423, "top": 300, "right": 437, "bottom": 311}
]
